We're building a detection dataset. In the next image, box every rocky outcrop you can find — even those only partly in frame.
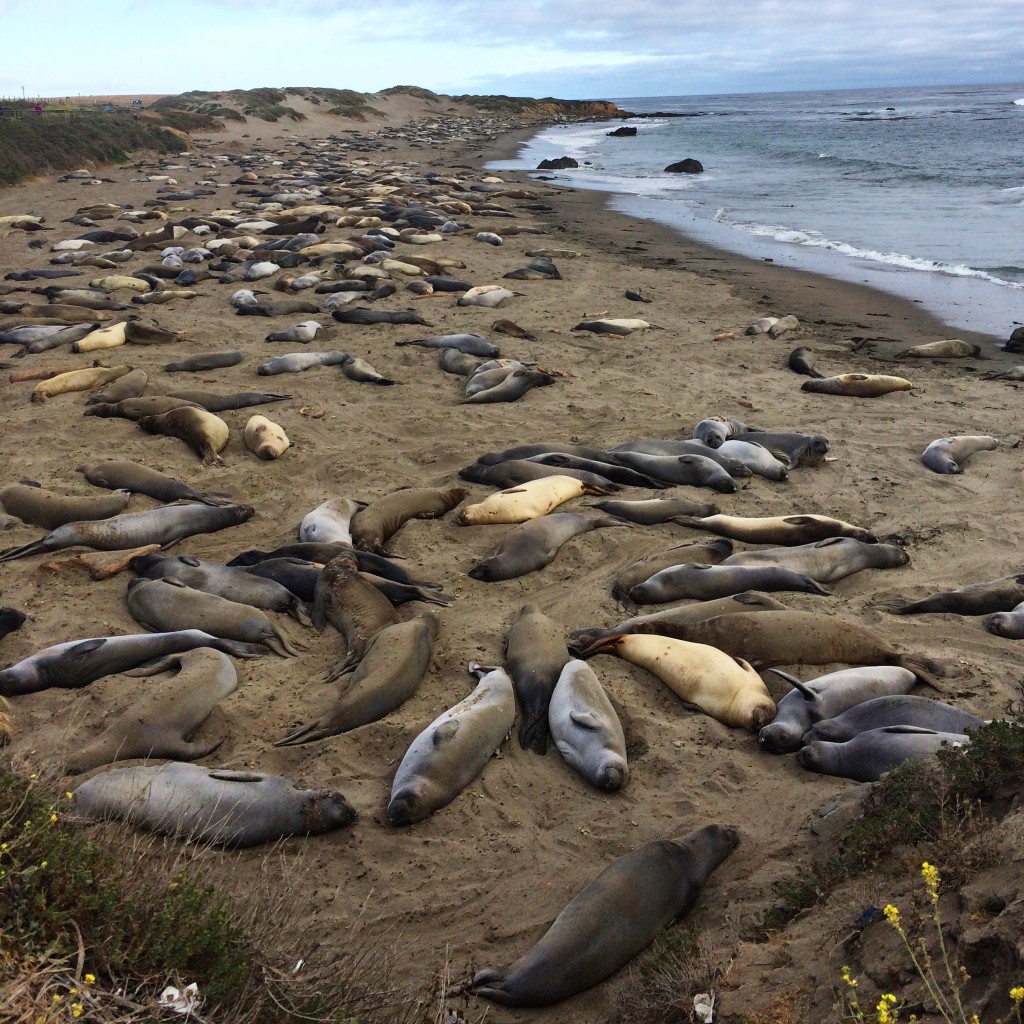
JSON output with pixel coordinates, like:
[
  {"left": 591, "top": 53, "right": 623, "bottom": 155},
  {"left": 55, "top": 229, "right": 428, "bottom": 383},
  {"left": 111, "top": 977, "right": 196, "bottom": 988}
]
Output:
[
  {"left": 537, "top": 156, "right": 579, "bottom": 170},
  {"left": 664, "top": 158, "right": 704, "bottom": 174},
  {"left": 607, "top": 126, "right": 637, "bottom": 137}
]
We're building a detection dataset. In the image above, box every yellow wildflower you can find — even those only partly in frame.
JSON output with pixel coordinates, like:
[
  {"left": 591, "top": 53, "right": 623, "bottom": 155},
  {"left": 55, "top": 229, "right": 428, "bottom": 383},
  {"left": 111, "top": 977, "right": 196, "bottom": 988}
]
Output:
[
  {"left": 1011, "top": 987, "right": 1024, "bottom": 1002},
  {"left": 52, "top": 994, "right": 62, "bottom": 1004},
  {"left": 84, "top": 974, "right": 96, "bottom": 986},
  {"left": 66, "top": 791, "right": 73, "bottom": 799},
  {"left": 877, "top": 993, "right": 898, "bottom": 1023},
  {"left": 40, "top": 860, "right": 47, "bottom": 868},
  {"left": 49, "top": 813, "right": 58, "bottom": 824},
  {"left": 30, "top": 773, "right": 37, "bottom": 779},
  {"left": 921, "top": 861, "right": 940, "bottom": 902},
  {"left": 883, "top": 904, "right": 901, "bottom": 928},
  {"left": 72, "top": 1004, "right": 83, "bottom": 1018},
  {"left": 841, "top": 965, "right": 858, "bottom": 988}
]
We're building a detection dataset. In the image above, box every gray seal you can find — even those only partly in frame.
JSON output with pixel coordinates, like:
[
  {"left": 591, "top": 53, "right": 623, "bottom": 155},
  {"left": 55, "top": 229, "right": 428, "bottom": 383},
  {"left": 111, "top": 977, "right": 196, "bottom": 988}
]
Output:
[
  {"left": 733, "top": 431, "right": 830, "bottom": 468},
  {"left": 163, "top": 351, "right": 243, "bottom": 373},
  {"left": 0, "top": 629, "right": 264, "bottom": 697},
  {"left": 72, "top": 762, "right": 356, "bottom": 847},
  {"left": 757, "top": 666, "right": 918, "bottom": 754},
  {"left": 611, "top": 539, "right": 734, "bottom": 606},
  {"left": 395, "top": 333, "right": 499, "bottom": 356},
  {"left": 629, "top": 563, "right": 832, "bottom": 604},
  {"left": 692, "top": 417, "right": 751, "bottom": 448},
  {"left": 798, "top": 727, "right": 971, "bottom": 782},
  {"left": 986, "top": 600, "right": 1024, "bottom": 639},
  {"left": 921, "top": 435, "right": 998, "bottom": 474},
  {"left": 804, "top": 695, "right": 984, "bottom": 744},
  {"left": 466, "top": 824, "right": 739, "bottom": 1007},
  {"left": 257, "top": 351, "right": 349, "bottom": 375},
  {"left": 587, "top": 495, "right": 720, "bottom": 524},
  {"left": 0, "top": 482, "right": 131, "bottom": 531},
  {"left": 387, "top": 662, "right": 516, "bottom": 826},
  {"left": 275, "top": 612, "right": 439, "bottom": 745},
  {"left": 126, "top": 578, "right": 306, "bottom": 657},
  {"left": 549, "top": 659, "right": 628, "bottom": 791},
  {"left": 721, "top": 537, "right": 909, "bottom": 584},
  {"left": 882, "top": 573, "right": 1024, "bottom": 616},
  {"left": 66, "top": 648, "right": 238, "bottom": 773},
  {"left": 611, "top": 452, "right": 738, "bottom": 492}
]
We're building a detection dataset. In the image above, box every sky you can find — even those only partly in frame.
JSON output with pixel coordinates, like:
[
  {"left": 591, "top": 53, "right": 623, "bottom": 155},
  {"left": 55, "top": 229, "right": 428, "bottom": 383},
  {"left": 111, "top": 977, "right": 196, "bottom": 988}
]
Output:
[{"left": 0, "top": 0, "right": 1021, "bottom": 102}]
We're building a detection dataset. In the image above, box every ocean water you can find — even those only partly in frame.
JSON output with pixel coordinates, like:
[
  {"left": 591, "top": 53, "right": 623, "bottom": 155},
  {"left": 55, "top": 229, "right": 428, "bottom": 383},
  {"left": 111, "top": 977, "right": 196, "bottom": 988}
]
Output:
[{"left": 487, "top": 83, "right": 1024, "bottom": 340}]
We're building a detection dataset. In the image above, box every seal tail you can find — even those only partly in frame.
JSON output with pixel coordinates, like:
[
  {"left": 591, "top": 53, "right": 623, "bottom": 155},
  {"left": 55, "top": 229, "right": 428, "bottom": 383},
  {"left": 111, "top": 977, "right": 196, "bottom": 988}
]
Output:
[
  {"left": 896, "top": 654, "right": 946, "bottom": 691},
  {"left": 275, "top": 720, "right": 335, "bottom": 746},
  {"left": 570, "top": 632, "right": 625, "bottom": 660},
  {"left": 0, "top": 537, "right": 53, "bottom": 562},
  {"left": 567, "top": 627, "right": 618, "bottom": 656}
]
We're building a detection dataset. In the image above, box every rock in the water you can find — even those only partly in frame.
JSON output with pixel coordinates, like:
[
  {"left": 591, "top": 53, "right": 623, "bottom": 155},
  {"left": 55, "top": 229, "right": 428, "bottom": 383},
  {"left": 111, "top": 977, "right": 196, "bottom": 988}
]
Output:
[
  {"left": 1006, "top": 326, "right": 1024, "bottom": 353},
  {"left": 664, "top": 159, "right": 704, "bottom": 174},
  {"left": 537, "top": 157, "right": 579, "bottom": 170},
  {"left": 607, "top": 126, "right": 638, "bottom": 137}
]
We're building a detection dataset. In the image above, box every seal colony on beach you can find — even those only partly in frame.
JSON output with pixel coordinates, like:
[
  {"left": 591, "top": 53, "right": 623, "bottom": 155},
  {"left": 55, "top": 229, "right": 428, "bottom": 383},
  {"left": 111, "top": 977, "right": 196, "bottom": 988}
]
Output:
[{"left": 0, "top": 86, "right": 1018, "bottom": 1022}]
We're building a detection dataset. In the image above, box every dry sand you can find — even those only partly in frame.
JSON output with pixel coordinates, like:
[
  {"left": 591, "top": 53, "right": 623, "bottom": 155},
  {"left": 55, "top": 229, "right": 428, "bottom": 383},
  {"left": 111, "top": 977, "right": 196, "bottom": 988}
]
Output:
[{"left": 1, "top": 96, "right": 1022, "bottom": 1022}]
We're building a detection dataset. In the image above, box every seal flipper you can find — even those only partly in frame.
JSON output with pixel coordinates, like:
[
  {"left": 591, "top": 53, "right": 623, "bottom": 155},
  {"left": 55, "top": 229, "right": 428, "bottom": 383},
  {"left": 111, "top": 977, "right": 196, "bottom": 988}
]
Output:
[
  {"left": 894, "top": 654, "right": 946, "bottom": 691},
  {"left": 432, "top": 720, "right": 460, "bottom": 745},
  {"left": 468, "top": 968, "right": 515, "bottom": 1005},
  {"left": 0, "top": 536, "right": 55, "bottom": 562},
  {"left": 275, "top": 720, "right": 334, "bottom": 747},
  {"left": 569, "top": 710, "right": 603, "bottom": 731},
  {"left": 518, "top": 713, "right": 550, "bottom": 755}
]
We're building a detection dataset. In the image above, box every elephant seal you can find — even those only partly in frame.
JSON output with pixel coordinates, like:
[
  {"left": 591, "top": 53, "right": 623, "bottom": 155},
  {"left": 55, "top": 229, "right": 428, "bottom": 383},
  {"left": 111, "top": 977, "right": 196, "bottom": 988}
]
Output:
[
  {"left": 549, "top": 659, "right": 628, "bottom": 791},
  {"left": 576, "top": 611, "right": 944, "bottom": 689},
  {"left": 611, "top": 540, "right": 734, "bottom": 605},
  {"left": 716, "top": 440, "right": 789, "bottom": 481},
  {"left": 72, "top": 762, "right": 356, "bottom": 847},
  {"left": 340, "top": 354, "right": 399, "bottom": 385},
  {"left": 986, "top": 601, "right": 1024, "bottom": 639},
  {"left": 468, "top": 513, "right": 622, "bottom": 582},
  {"left": 84, "top": 368, "right": 149, "bottom": 405},
  {"left": 387, "top": 662, "right": 516, "bottom": 826},
  {"left": 129, "top": 553, "right": 311, "bottom": 624},
  {"left": 0, "top": 629, "right": 264, "bottom": 697},
  {"left": 757, "top": 666, "right": 918, "bottom": 753},
  {"left": 257, "top": 351, "right": 348, "bottom": 375},
  {"left": 459, "top": 477, "right": 609, "bottom": 526},
  {"left": 587, "top": 495, "right": 719, "bottom": 524},
  {"left": 691, "top": 417, "right": 751, "bottom": 449},
  {"left": 505, "top": 603, "right": 570, "bottom": 754},
  {"left": 164, "top": 390, "right": 290, "bottom": 413},
  {"left": 610, "top": 452, "right": 738, "bottom": 492},
  {"left": 396, "top": 333, "right": 499, "bottom": 357},
  {"left": 629, "top": 563, "right": 832, "bottom": 604},
  {"left": 163, "top": 351, "right": 243, "bottom": 373},
  {"left": 0, "top": 608, "right": 26, "bottom": 642},
  {"left": 610, "top": 592, "right": 788, "bottom": 632},
  {"left": 475, "top": 442, "right": 623, "bottom": 468},
  {"left": 921, "top": 435, "right": 998, "bottom": 474},
  {"left": 350, "top": 486, "right": 467, "bottom": 554},
  {"left": 721, "top": 537, "right": 909, "bottom": 584},
  {"left": 0, "top": 483, "right": 131, "bottom": 531},
  {"left": 895, "top": 339, "right": 981, "bottom": 359},
  {"left": 137, "top": 407, "right": 229, "bottom": 466},
  {"left": 609, "top": 440, "right": 751, "bottom": 478},
  {"left": 460, "top": 458, "right": 622, "bottom": 492},
  {"left": 801, "top": 373, "right": 915, "bottom": 398},
  {"left": 804, "top": 695, "right": 984, "bottom": 744},
  {"left": 466, "top": 824, "right": 739, "bottom": 1007},
  {"left": 66, "top": 649, "right": 238, "bottom": 773},
  {"left": 669, "top": 513, "right": 876, "bottom": 545},
  {"left": 84, "top": 396, "right": 202, "bottom": 421},
  {"left": 525, "top": 454, "right": 666, "bottom": 490},
  {"left": 0, "top": 502, "right": 254, "bottom": 563},
  {"left": 574, "top": 633, "right": 774, "bottom": 731},
  {"left": 244, "top": 414, "right": 290, "bottom": 460},
  {"left": 32, "top": 364, "right": 132, "bottom": 403},
  {"left": 276, "top": 612, "right": 439, "bottom": 745},
  {"left": 312, "top": 549, "right": 400, "bottom": 672},
  {"left": 126, "top": 578, "right": 305, "bottom": 657},
  {"left": 76, "top": 460, "right": 231, "bottom": 506},
  {"left": 733, "top": 431, "right": 830, "bottom": 468},
  {"left": 461, "top": 369, "right": 556, "bottom": 404},
  {"left": 299, "top": 497, "right": 361, "bottom": 545},
  {"left": 798, "top": 727, "right": 971, "bottom": 782},
  {"left": 881, "top": 573, "right": 1024, "bottom": 616},
  {"left": 788, "top": 347, "right": 824, "bottom": 378}
]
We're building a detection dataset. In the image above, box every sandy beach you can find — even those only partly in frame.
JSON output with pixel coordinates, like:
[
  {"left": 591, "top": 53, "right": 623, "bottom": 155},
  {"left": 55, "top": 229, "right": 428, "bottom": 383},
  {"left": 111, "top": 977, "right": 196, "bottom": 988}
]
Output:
[{"left": 1, "top": 94, "right": 1022, "bottom": 1022}]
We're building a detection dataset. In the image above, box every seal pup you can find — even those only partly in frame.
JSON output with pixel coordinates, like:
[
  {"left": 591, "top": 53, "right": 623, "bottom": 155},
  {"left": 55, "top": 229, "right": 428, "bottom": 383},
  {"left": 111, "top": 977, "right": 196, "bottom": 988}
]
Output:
[
  {"left": 716, "top": 440, "right": 789, "bottom": 481},
  {"left": 574, "top": 633, "right": 775, "bottom": 731},
  {"left": 460, "top": 458, "right": 623, "bottom": 492},
  {"left": 588, "top": 495, "right": 720, "bottom": 524},
  {"left": 572, "top": 318, "right": 656, "bottom": 336},
  {"left": 66, "top": 649, "right": 238, "bottom": 773},
  {"left": 0, "top": 608, "right": 26, "bottom": 642},
  {"left": 126, "top": 578, "right": 305, "bottom": 657},
  {"left": 733, "top": 431, "right": 830, "bottom": 468},
  {"left": 986, "top": 601, "right": 1024, "bottom": 639},
  {"left": 668, "top": 513, "right": 876, "bottom": 545},
  {"left": 894, "top": 339, "right": 981, "bottom": 359},
  {"left": 468, "top": 513, "right": 623, "bottom": 582},
  {"left": 137, "top": 407, "right": 229, "bottom": 466},
  {"left": 339, "top": 354, "right": 399, "bottom": 385},
  {"left": 76, "top": 460, "right": 231, "bottom": 507},
  {"left": 396, "top": 332, "right": 499, "bottom": 356},
  {"left": 611, "top": 540, "right": 734, "bottom": 606},
  {"left": 804, "top": 695, "right": 984, "bottom": 744},
  {"left": 881, "top": 573, "right": 1024, "bottom": 616},
  {"left": 629, "top": 563, "right": 832, "bottom": 604},
  {"left": 610, "top": 453, "right": 737, "bottom": 492},
  {"left": 84, "top": 368, "right": 148, "bottom": 405},
  {"left": 801, "top": 373, "right": 915, "bottom": 398},
  {"left": 609, "top": 440, "right": 751, "bottom": 478},
  {"left": 0, "top": 629, "right": 264, "bottom": 697},
  {"left": 72, "top": 762, "right": 356, "bottom": 847},
  {"left": 691, "top": 417, "right": 752, "bottom": 449},
  {"left": 350, "top": 486, "right": 467, "bottom": 554},
  {"left": 387, "top": 662, "right": 516, "bottom": 827},
  {"left": 461, "top": 369, "right": 555, "bottom": 404},
  {"left": 505, "top": 603, "right": 570, "bottom": 754},
  {"left": 466, "top": 825, "right": 739, "bottom": 1007},
  {"left": 798, "top": 728, "right": 970, "bottom": 783},
  {"left": 0, "top": 502, "right": 254, "bottom": 563},
  {"left": 85, "top": 396, "right": 202, "bottom": 421},
  {"left": 276, "top": 612, "right": 440, "bottom": 744},
  {"left": 0, "top": 483, "right": 131, "bottom": 531},
  {"left": 721, "top": 537, "right": 909, "bottom": 584},
  {"left": 459, "top": 477, "right": 610, "bottom": 526},
  {"left": 31, "top": 364, "right": 132, "bottom": 403},
  {"left": 244, "top": 414, "right": 290, "bottom": 460},
  {"left": 921, "top": 435, "right": 998, "bottom": 474},
  {"left": 163, "top": 351, "right": 243, "bottom": 372},
  {"left": 787, "top": 346, "right": 824, "bottom": 378},
  {"left": 549, "top": 659, "right": 628, "bottom": 791},
  {"left": 524, "top": 454, "right": 667, "bottom": 489},
  {"left": 299, "top": 497, "right": 362, "bottom": 545},
  {"left": 757, "top": 666, "right": 918, "bottom": 754},
  {"left": 608, "top": 592, "right": 789, "bottom": 632},
  {"left": 257, "top": 351, "right": 348, "bottom": 375}
]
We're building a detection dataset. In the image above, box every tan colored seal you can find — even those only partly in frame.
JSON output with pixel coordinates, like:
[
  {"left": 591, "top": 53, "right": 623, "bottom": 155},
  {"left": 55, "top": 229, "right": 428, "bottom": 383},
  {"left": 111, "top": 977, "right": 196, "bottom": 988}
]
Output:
[
  {"left": 574, "top": 632, "right": 775, "bottom": 731},
  {"left": 801, "top": 373, "right": 915, "bottom": 397},
  {"left": 458, "top": 476, "right": 607, "bottom": 525},
  {"left": 895, "top": 338, "right": 981, "bottom": 359},
  {"left": 31, "top": 364, "right": 131, "bottom": 403},
  {"left": 244, "top": 414, "right": 290, "bottom": 460},
  {"left": 0, "top": 483, "right": 131, "bottom": 531},
  {"left": 137, "top": 407, "right": 230, "bottom": 466},
  {"left": 350, "top": 486, "right": 467, "bottom": 554},
  {"left": 670, "top": 513, "right": 876, "bottom": 545}
]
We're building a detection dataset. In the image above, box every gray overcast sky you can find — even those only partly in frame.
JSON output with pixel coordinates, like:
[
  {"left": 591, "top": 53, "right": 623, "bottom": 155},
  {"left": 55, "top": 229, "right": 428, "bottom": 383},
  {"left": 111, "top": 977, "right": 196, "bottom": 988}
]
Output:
[{"left": 1, "top": 0, "right": 1021, "bottom": 99}]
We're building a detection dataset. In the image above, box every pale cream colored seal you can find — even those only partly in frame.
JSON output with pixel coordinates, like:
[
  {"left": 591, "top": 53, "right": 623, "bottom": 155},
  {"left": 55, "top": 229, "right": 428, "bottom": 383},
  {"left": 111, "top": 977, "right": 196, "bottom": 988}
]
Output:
[
  {"left": 458, "top": 475, "right": 607, "bottom": 525},
  {"left": 244, "top": 414, "right": 290, "bottom": 460}
]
